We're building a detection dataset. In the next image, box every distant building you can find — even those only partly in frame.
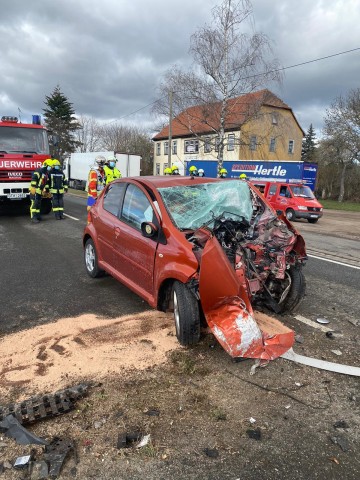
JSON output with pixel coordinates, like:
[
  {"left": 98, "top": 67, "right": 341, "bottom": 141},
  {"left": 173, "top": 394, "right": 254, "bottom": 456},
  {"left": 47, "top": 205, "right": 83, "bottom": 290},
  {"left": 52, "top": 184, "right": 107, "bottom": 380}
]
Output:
[{"left": 152, "top": 89, "right": 304, "bottom": 175}]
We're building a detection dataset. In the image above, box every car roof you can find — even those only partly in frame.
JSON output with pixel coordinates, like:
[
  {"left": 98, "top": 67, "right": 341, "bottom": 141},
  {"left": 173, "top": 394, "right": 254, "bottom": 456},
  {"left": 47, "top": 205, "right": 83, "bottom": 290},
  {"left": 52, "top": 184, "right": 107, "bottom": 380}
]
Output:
[{"left": 115, "top": 176, "right": 228, "bottom": 189}]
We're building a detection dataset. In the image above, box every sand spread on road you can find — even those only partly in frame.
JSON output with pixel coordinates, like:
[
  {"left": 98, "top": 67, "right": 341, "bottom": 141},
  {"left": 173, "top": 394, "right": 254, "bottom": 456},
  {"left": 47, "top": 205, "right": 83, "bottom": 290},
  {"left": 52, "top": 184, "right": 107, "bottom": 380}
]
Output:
[{"left": 0, "top": 311, "right": 178, "bottom": 399}]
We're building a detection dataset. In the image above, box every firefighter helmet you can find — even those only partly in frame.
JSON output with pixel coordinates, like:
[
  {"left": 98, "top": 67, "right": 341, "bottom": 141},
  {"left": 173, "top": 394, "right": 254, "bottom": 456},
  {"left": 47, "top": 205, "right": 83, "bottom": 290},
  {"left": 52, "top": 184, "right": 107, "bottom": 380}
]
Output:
[
  {"left": 189, "top": 165, "right": 198, "bottom": 173},
  {"left": 239, "top": 173, "right": 247, "bottom": 180},
  {"left": 52, "top": 159, "right": 61, "bottom": 166},
  {"left": 43, "top": 159, "right": 53, "bottom": 167},
  {"left": 95, "top": 155, "right": 106, "bottom": 166},
  {"left": 198, "top": 168, "right": 205, "bottom": 177},
  {"left": 164, "top": 167, "right": 172, "bottom": 175},
  {"left": 219, "top": 168, "right": 228, "bottom": 177}
]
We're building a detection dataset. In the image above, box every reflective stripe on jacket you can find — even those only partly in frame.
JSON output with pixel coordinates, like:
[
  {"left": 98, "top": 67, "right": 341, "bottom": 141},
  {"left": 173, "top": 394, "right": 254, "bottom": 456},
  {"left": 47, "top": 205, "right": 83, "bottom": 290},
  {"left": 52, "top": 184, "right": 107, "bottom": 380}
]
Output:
[
  {"left": 87, "top": 168, "right": 105, "bottom": 199},
  {"left": 48, "top": 170, "right": 68, "bottom": 194},
  {"left": 30, "top": 169, "right": 48, "bottom": 195},
  {"left": 103, "top": 166, "right": 121, "bottom": 185}
]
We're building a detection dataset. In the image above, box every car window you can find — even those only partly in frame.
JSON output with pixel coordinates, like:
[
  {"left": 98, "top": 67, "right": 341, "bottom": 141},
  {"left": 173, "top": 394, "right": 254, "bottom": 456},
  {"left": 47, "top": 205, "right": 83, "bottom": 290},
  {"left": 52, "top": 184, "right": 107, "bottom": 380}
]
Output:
[
  {"left": 103, "top": 182, "right": 126, "bottom": 216},
  {"left": 121, "top": 184, "right": 154, "bottom": 230},
  {"left": 269, "top": 184, "right": 277, "bottom": 195}
]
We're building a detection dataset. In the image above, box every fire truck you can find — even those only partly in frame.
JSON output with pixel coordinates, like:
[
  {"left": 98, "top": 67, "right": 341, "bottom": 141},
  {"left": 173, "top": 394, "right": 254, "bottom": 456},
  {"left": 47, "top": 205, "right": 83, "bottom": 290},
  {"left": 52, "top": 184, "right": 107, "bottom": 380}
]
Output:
[{"left": 0, "top": 115, "right": 52, "bottom": 212}]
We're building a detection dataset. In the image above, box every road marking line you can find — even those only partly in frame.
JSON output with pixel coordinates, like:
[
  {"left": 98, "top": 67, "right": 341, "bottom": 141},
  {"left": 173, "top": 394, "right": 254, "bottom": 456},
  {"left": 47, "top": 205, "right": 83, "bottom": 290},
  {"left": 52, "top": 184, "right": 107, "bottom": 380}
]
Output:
[
  {"left": 63, "top": 213, "right": 80, "bottom": 221},
  {"left": 294, "top": 314, "right": 333, "bottom": 333},
  {"left": 307, "top": 254, "right": 360, "bottom": 270}
]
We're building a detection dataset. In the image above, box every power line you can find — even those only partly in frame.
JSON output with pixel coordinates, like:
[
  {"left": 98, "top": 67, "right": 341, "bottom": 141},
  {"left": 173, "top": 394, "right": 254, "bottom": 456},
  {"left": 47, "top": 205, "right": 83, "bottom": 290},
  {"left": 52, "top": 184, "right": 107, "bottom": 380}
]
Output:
[{"left": 102, "top": 47, "right": 360, "bottom": 125}]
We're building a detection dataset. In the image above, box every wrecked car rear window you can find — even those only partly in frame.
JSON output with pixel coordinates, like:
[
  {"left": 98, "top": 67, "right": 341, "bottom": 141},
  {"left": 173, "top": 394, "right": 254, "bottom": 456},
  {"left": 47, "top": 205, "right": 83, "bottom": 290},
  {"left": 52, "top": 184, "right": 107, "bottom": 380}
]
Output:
[{"left": 158, "top": 180, "right": 253, "bottom": 230}]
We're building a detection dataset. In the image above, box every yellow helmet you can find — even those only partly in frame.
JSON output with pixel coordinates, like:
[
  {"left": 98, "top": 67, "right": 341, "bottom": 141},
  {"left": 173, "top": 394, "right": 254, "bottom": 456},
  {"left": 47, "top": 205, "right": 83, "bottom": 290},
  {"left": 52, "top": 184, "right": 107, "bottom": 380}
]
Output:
[
  {"left": 239, "top": 173, "right": 247, "bottom": 179},
  {"left": 43, "top": 159, "right": 53, "bottom": 167},
  {"left": 52, "top": 159, "right": 61, "bottom": 166},
  {"left": 189, "top": 165, "right": 198, "bottom": 173},
  {"left": 171, "top": 165, "right": 179, "bottom": 172},
  {"left": 164, "top": 167, "right": 172, "bottom": 175}
]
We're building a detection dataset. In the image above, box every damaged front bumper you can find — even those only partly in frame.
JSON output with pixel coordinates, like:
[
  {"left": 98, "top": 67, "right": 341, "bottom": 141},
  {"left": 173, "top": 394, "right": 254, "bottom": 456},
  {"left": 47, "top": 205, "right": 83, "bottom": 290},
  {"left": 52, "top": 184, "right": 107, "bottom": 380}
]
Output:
[{"left": 199, "top": 236, "right": 294, "bottom": 360}]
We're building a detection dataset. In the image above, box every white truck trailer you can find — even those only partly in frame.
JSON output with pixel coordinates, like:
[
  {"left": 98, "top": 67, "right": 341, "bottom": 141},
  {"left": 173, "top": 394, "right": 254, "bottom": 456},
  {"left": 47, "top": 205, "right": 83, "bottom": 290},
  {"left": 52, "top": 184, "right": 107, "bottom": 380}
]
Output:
[{"left": 64, "top": 151, "right": 141, "bottom": 189}]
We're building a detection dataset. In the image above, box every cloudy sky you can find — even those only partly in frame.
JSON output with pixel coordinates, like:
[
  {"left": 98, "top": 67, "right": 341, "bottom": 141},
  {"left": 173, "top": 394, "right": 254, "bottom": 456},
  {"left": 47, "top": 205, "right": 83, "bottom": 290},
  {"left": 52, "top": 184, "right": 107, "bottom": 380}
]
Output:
[{"left": 1, "top": 0, "right": 360, "bottom": 137}]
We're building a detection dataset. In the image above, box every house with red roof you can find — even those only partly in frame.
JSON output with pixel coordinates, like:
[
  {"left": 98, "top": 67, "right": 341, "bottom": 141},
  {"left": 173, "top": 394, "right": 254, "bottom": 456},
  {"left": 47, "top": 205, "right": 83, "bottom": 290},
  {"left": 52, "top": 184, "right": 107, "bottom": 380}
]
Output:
[{"left": 152, "top": 89, "right": 304, "bottom": 175}]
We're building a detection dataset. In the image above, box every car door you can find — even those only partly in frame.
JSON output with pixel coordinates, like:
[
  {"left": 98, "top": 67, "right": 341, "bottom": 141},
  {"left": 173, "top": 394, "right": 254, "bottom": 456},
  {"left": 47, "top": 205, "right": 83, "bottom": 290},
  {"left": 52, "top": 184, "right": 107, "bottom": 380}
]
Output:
[
  {"left": 94, "top": 182, "right": 126, "bottom": 268},
  {"left": 113, "top": 183, "right": 159, "bottom": 302}
]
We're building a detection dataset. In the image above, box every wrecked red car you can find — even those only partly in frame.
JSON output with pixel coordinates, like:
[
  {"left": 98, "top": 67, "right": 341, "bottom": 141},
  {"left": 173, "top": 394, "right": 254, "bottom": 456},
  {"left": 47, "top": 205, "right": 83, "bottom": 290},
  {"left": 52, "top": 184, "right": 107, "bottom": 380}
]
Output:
[{"left": 83, "top": 177, "right": 307, "bottom": 360}]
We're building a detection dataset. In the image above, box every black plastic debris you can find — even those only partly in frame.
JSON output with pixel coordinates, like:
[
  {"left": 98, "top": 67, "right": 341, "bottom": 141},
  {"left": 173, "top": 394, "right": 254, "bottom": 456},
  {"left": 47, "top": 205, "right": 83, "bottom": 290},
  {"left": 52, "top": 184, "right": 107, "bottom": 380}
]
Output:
[
  {"left": 331, "top": 435, "right": 350, "bottom": 452},
  {"left": 333, "top": 420, "right": 349, "bottom": 429},
  {"left": 30, "top": 460, "right": 49, "bottom": 480},
  {"left": 116, "top": 431, "right": 142, "bottom": 449},
  {"left": 0, "top": 415, "right": 49, "bottom": 446},
  {"left": 43, "top": 437, "right": 76, "bottom": 478},
  {"left": 204, "top": 448, "right": 219, "bottom": 458},
  {"left": 326, "top": 331, "right": 343, "bottom": 339},
  {"left": 246, "top": 428, "right": 262, "bottom": 441},
  {"left": 0, "top": 384, "right": 88, "bottom": 425},
  {"left": 144, "top": 408, "right": 160, "bottom": 416}
]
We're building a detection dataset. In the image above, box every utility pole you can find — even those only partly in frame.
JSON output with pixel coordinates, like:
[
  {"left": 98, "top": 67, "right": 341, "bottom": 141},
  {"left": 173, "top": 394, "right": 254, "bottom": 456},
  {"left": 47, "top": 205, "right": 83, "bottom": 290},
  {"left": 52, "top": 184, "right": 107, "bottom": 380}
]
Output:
[{"left": 168, "top": 90, "right": 173, "bottom": 168}]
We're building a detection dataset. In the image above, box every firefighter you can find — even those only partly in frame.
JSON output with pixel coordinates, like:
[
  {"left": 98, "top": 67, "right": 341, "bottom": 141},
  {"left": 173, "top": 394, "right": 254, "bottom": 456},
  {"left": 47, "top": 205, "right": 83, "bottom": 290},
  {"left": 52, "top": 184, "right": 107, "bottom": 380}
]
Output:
[
  {"left": 49, "top": 159, "right": 68, "bottom": 220},
  {"left": 189, "top": 165, "right": 198, "bottom": 177},
  {"left": 198, "top": 168, "right": 205, "bottom": 177},
  {"left": 164, "top": 167, "right": 172, "bottom": 175},
  {"left": 171, "top": 165, "right": 180, "bottom": 175},
  {"left": 104, "top": 155, "right": 121, "bottom": 185},
  {"left": 87, "top": 155, "right": 106, "bottom": 220},
  {"left": 239, "top": 173, "right": 248, "bottom": 181},
  {"left": 219, "top": 168, "right": 228, "bottom": 178},
  {"left": 29, "top": 159, "right": 53, "bottom": 223}
]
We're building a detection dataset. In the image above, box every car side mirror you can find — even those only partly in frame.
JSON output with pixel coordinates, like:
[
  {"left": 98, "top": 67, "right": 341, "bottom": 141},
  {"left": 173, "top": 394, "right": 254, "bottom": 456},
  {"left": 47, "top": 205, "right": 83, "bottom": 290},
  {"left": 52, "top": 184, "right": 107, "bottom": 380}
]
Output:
[{"left": 141, "top": 222, "right": 158, "bottom": 238}]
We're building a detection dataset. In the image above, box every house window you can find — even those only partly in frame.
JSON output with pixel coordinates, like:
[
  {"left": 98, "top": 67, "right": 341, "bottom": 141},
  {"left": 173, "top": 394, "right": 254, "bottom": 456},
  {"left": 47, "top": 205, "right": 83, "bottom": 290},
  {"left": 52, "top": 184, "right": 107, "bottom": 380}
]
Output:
[
  {"left": 250, "top": 135, "right": 257, "bottom": 151},
  {"left": 164, "top": 142, "right": 169, "bottom": 155},
  {"left": 172, "top": 140, "right": 177, "bottom": 155},
  {"left": 227, "top": 134, "right": 235, "bottom": 151},
  {"left": 163, "top": 163, "right": 168, "bottom": 173},
  {"left": 288, "top": 140, "right": 294, "bottom": 154},
  {"left": 156, "top": 163, "right": 160, "bottom": 175},
  {"left": 215, "top": 137, "right": 220, "bottom": 152},
  {"left": 156, "top": 143, "right": 160, "bottom": 156},
  {"left": 269, "top": 137, "right": 276, "bottom": 152},
  {"left": 184, "top": 140, "right": 199, "bottom": 154},
  {"left": 204, "top": 136, "right": 212, "bottom": 153},
  {"left": 272, "top": 112, "right": 278, "bottom": 124}
]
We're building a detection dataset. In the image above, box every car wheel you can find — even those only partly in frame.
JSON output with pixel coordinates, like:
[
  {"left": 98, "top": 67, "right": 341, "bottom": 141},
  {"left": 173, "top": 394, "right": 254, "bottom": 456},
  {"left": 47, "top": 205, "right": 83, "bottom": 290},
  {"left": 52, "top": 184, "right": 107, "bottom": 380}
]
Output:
[
  {"left": 285, "top": 208, "right": 295, "bottom": 221},
  {"left": 279, "top": 265, "right": 306, "bottom": 313},
  {"left": 264, "top": 265, "right": 306, "bottom": 314},
  {"left": 173, "top": 281, "right": 201, "bottom": 346},
  {"left": 84, "top": 238, "right": 104, "bottom": 278},
  {"left": 307, "top": 218, "right": 319, "bottom": 223}
]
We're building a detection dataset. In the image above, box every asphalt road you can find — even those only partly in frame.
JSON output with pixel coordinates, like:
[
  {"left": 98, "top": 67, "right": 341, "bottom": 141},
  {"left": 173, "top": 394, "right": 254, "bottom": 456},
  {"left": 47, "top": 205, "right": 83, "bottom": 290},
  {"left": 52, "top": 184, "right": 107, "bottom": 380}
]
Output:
[{"left": 0, "top": 195, "right": 359, "bottom": 338}]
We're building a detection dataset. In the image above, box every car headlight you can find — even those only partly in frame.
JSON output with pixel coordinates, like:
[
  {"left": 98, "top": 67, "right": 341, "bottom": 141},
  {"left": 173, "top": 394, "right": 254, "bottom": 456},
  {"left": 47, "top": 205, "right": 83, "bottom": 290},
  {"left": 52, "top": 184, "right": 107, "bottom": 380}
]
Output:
[{"left": 298, "top": 205, "right": 307, "bottom": 210}]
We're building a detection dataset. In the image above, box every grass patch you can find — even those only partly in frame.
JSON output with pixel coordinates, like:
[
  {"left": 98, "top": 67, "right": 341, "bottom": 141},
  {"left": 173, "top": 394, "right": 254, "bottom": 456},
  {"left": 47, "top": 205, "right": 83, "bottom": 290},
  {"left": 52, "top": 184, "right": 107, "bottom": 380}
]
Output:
[{"left": 320, "top": 199, "right": 360, "bottom": 212}]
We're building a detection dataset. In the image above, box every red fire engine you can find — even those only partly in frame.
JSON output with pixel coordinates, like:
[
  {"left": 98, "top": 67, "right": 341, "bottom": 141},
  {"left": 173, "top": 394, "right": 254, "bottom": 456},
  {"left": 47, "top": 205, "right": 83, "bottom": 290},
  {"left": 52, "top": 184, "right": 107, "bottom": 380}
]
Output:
[{"left": 0, "top": 115, "right": 52, "bottom": 212}]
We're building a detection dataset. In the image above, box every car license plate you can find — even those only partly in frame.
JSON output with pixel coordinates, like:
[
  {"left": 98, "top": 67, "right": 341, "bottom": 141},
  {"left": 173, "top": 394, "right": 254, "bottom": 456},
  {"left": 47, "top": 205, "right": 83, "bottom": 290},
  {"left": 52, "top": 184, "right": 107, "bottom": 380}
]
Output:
[
  {"left": 7, "top": 193, "right": 27, "bottom": 199},
  {"left": 310, "top": 214, "right": 318, "bottom": 218}
]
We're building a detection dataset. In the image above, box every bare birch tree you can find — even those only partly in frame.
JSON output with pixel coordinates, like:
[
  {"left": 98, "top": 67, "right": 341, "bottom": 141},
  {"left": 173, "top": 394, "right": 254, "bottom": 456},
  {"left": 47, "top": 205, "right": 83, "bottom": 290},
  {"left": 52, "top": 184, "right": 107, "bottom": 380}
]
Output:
[
  {"left": 322, "top": 88, "right": 360, "bottom": 202},
  {"left": 75, "top": 115, "right": 102, "bottom": 152},
  {"left": 153, "top": 0, "right": 282, "bottom": 171}
]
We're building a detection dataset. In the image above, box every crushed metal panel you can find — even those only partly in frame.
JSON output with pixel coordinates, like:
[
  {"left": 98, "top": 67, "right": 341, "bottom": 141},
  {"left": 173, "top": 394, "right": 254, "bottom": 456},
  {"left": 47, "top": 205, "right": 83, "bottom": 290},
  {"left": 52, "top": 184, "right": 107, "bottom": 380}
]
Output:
[{"left": 199, "top": 236, "right": 294, "bottom": 360}]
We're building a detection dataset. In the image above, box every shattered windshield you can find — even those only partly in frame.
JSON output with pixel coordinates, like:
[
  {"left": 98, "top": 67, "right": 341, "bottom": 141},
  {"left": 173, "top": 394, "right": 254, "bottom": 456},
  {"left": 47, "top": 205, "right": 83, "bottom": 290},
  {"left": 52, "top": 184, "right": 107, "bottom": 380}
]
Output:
[
  {"left": 158, "top": 180, "right": 253, "bottom": 230},
  {"left": 290, "top": 185, "right": 315, "bottom": 199}
]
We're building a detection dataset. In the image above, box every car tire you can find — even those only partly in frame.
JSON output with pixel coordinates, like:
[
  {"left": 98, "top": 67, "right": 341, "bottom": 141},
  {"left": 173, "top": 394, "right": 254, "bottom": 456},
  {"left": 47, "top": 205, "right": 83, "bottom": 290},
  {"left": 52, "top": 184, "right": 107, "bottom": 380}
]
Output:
[
  {"left": 307, "top": 218, "right": 319, "bottom": 223},
  {"left": 84, "top": 238, "right": 104, "bottom": 278},
  {"left": 173, "top": 281, "right": 201, "bottom": 346},
  {"left": 279, "top": 265, "right": 306, "bottom": 313},
  {"left": 285, "top": 208, "right": 295, "bottom": 221}
]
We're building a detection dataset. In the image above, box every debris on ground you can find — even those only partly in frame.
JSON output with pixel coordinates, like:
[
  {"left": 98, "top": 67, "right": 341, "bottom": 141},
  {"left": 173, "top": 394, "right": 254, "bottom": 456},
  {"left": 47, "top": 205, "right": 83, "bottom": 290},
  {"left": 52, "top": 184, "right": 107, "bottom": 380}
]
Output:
[
  {"left": 0, "top": 415, "right": 49, "bottom": 445},
  {"left": 333, "top": 420, "right": 349, "bottom": 429},
  {"left": 316, "top": 318, "right": 330, "bottom": 324},
  {"left": 0, "top": 384, "right": 89, "bottom": 425},
  {"left": 246, "top": 428, "right": 262, "bottom": 441},
  {"left": 13, "top": 454, "right": 32, "bottom": 469},
  {"left": 331, "top": 435, "right": 350, "bottom": 452}
]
